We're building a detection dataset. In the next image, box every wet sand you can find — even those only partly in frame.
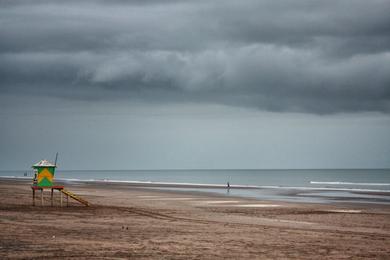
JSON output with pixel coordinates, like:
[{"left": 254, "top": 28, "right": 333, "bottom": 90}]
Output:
[{"left": 1, "top": 179, "right": 390, "bottom": 259}]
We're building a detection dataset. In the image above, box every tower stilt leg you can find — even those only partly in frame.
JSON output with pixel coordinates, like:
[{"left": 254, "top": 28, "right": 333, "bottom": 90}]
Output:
[
  {"left": 32, "top": 189, "right": 35, "bottom": 206},
  {"left": 41, "top": 189, "right": 43, "bottom": 206},
  {"left": 60, "top": 191, "right": 63, "bottom": 207},
  {"left": 51, "top": 188, "right": 54, "bottom": 207}
]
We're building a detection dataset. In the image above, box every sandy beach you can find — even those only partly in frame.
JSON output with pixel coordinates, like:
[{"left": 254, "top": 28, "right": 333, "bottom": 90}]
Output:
[{"left": 1, "top": 179, "right": 390, "bottom": 259}]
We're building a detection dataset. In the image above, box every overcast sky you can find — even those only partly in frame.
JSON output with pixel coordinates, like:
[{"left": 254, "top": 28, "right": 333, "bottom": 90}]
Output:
[{"left": 1, "top": 0, "right": 390, "bottom": 170}]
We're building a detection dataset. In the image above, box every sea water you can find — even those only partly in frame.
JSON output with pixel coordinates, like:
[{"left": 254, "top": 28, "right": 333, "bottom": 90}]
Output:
[{"left": 1, "top": 169, "right": 390, "bottom": 204}]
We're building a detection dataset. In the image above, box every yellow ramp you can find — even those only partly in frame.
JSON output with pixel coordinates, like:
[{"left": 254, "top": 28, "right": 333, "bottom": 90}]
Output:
[{"left": 61, "top": 189, "right": 90, "bottom": 206}]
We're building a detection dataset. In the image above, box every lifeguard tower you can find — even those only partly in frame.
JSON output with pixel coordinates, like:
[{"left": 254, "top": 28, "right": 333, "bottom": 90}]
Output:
[{"left": 31, "top": 157, "right": 89, "bottom": 207}]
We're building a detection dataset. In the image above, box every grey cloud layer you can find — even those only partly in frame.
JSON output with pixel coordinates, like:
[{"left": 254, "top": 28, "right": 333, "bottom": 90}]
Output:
[{"left": 1, "top": 0, "right": 390, "bottom": 113}]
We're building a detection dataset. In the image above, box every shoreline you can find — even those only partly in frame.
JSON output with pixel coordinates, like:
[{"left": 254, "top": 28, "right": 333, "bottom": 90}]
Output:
[
  {"left": 2, "top": 178, "right": 390, "bottom": 212},
  {"left": 2, "top": 176, "right": 390, "bottom": 206},
  {"left": 2, "top": 175, "right": 390, "bottom": 192}
]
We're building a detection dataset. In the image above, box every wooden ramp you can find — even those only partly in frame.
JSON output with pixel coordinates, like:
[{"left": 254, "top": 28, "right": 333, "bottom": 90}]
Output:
[{"left": 61, "top": 189, "right": 90, "bottom": 206}]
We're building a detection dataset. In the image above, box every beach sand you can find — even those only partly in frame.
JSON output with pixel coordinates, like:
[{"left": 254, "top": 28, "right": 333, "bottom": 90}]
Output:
[{"left": 1, "top": 179, "right": 390, "bottom": 259}]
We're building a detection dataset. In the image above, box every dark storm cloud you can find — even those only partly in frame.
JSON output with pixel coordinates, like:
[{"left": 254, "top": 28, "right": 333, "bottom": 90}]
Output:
[{"left": 1, "top": 0, "right": 390, "bottom": 113}]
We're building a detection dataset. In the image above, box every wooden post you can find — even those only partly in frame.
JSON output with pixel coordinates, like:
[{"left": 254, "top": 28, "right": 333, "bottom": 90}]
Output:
[
  {"left": 51, "top": 188, "right": 54, "bottom": 207},
  {"left": 66, "top": 194, "right": 69, "bottom": 207},
  {"left": 60, "top": 191, "right": 63, "bottom": 207},
  {"left": 41, "top": 189, "right": 43, "bottom": 206},
  {"left": 32, "top": 188, "right": 35, "bottom": 206}
]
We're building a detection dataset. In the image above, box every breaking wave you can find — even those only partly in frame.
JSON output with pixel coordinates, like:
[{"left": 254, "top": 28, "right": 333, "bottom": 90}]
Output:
[{"left": 310, "top": 181, "right": 390, "bottom": 186}]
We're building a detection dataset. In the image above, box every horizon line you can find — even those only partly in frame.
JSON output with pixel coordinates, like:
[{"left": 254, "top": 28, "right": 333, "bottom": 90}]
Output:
[{"left": 1, "top": 167, "right": 390, "bottom": 172}]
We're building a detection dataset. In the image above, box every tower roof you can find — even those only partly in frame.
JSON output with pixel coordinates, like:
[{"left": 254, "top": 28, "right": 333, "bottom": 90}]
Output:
[{"left": 33, "top": 160, "right": 56, "bottom": 168}]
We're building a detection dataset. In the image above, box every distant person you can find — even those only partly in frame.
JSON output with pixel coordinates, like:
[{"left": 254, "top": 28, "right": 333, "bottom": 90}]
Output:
[
  {"left": 33, "top": 173, "right": 38, "bottom": 185},
  {"left": 227, "top": 182, "right": 230, "bottom": 189}
]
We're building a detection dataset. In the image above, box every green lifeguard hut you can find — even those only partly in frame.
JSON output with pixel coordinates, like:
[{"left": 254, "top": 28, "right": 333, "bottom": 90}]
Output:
[
  {"left": 32, "top": 159, "right": 57, "bottom": 187},
  {"left": 30, "top": 155, "right": 90, "bottom": 207}
]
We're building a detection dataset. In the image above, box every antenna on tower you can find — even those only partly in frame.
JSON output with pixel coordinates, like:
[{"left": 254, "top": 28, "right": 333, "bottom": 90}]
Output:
[{"left": 54, "top": 152, "right": 59, "bottom": 167}]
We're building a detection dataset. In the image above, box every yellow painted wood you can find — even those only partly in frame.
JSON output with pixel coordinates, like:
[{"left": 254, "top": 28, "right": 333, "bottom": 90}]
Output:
[{"left": 61, "top": 189, "right": 89, "bottom": 206}]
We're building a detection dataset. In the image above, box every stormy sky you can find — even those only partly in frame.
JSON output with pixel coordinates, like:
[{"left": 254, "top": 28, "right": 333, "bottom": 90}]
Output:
[{"left": 1, "top": 0, "right": 390, "bottom": 170}]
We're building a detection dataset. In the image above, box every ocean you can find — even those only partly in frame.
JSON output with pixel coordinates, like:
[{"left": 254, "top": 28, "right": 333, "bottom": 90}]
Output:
[{"left": 1, "top": 169, "right": 390, "bottom": 204}]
